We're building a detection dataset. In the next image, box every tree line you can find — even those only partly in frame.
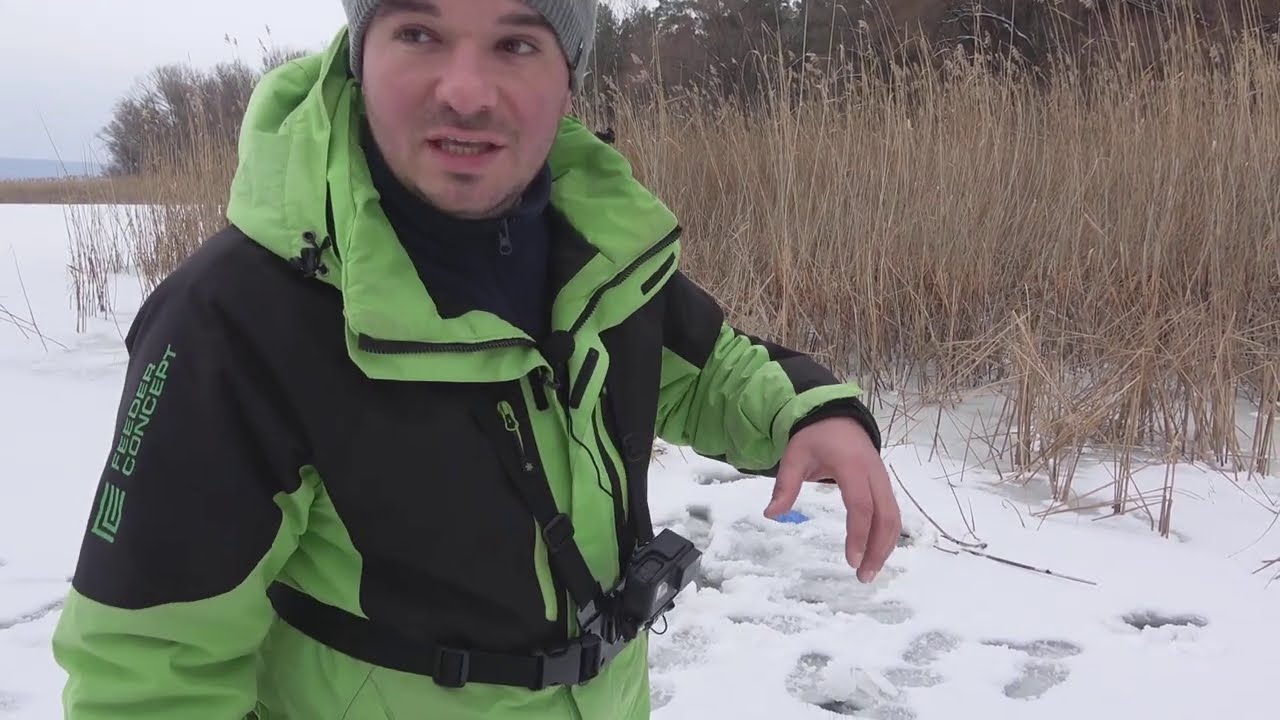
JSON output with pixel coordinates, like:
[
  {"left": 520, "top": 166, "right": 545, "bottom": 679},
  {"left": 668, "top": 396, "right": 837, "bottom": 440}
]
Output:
[
  {"left": 100, "top": 45, "right": 306, "bottom": 176},
  {"left": 99, "top": 0, "right": 1278, "bottom": 175}
]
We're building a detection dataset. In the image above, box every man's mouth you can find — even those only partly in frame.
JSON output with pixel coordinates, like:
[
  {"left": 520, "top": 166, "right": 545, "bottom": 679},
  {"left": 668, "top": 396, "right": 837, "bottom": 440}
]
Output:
[{"left": 429, "top": 136, "right": 501, "bottom": 157}]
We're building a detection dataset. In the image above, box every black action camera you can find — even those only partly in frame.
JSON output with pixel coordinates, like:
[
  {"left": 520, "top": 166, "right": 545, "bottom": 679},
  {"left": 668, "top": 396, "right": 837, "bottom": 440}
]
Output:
[
  {"left": 619, "top": 529, "right": 702, "bottom": 624},
  {"left": 585, "top": 529, "right": 702, "bottom": 642}
]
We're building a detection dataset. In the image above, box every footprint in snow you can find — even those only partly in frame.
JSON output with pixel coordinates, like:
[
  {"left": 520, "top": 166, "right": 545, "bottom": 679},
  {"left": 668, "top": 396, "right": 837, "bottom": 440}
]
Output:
[
  {"left": 650, "top": 679, "right": 675, "bottom": 712},
  {"left": 686, "top": 515, "right": 810, "bottom": 593},
  {"left": 1002, "top": 660, "right": 1072, "bottom": 700},
  {"left": 786, "top": 651, "right": 917, "bottom": 719},
  {"left": 981, "top": 638, "right": 1083, "bottom": 659},
  {"left": 880, "top": 630, "right": 962, "bottom": 689},
  {"left": 692, "top": 562, "right": 728, "bottom": 593},
  {"left": 902, "top": 630, "right": 963, "bottom": 665},
  {"left": 880, "top": 665, "right": 945, "bottom": 690},
  {"left": 981, "top": 638, "right": 1082, "bottom": 700},
  {"left": 1122, "top": 610, "right": 1208, "bottom": 631},
  {"left": 782, "top": 575, "right": 913, "bottom": 625},
  {"left": 654, "top": 505, "right": 718, "bottom": 590},
  {"left": 722, "top": 518, "right": 791, "bottom": 566},
  {"left": 725, "top": 507, "right": 855, "bottom": 574},
  {"left": 647, "top": 624, "right": 711, "bottom": 675},
  {"left": 726, "top": 612, "right": 815, "bottom": 635},
  {"left": 0, "top": 598, "right": 65, "bottom": 631},
  {"left": 675, "top": 504, "right": 715, "bottom": 554},
  {"left": 879, "top": 631, "right": 1081, "bottom": 701},
  {"left": 689, "top": 504, "right": 912, "bottom": 628},
  {"left": 692, "top": 467, "right": 750, "bottom": 485}
]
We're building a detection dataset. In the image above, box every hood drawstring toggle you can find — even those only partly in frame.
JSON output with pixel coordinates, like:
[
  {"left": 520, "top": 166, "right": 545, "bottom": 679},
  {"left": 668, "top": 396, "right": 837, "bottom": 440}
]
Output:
[{"left": 291, "top": 231, "right": 333, "bottom": 279}]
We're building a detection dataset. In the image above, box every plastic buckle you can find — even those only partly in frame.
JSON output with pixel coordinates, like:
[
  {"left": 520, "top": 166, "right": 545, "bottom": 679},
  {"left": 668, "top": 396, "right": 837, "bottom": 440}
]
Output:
[
  {"left": 542, "top": 513, "right": 574, "bottom": 555},
  {"left": 433, "top": 646, "right": 471, "bottom": 688},
  {"left": 576, "top": 596, "right": 603, "bottom": 632},
  {"left": 534, "top": 634, "right": 605, "bottom": 690},
  {"left": 576, "top": 633, "right": 604, "bottom": 682},
  {"left": 533, "top": 642, "right": 580, "bottom": 690}
]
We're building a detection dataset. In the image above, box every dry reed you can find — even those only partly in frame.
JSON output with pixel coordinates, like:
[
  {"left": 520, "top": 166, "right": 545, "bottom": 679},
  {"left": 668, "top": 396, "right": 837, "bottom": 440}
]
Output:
[
  {"left": 60, "top": 8, "right": 1280, "bottom": 534},
  {"left": 0, "top": 176, "right": 151, "bottom": 205},
  {"left": 579, "top": 10, "right": 1280, "bottom": 533}
]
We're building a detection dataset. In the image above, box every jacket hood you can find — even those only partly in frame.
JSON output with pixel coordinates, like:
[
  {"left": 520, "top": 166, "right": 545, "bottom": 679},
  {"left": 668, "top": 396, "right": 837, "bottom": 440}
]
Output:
[{"left": 226, "top": 28, "right": 681, "bottom": 381}]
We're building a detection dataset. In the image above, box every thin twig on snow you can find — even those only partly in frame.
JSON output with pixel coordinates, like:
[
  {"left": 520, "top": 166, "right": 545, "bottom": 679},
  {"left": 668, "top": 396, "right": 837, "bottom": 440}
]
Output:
[
  {"left": 891, "top": 465, "right": 988, "bottom": 549},
  {"left": 936, "top": 542, "right": 1099, "bottom": 586}
]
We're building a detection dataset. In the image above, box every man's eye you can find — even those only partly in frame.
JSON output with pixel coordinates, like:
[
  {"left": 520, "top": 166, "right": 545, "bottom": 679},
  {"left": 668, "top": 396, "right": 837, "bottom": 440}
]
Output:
[
  {"left": 500, "top": 38, "right": 538, "bottom": 56},
  {"left": 396, "top": 27, "right": 435, "bottom": 44}
]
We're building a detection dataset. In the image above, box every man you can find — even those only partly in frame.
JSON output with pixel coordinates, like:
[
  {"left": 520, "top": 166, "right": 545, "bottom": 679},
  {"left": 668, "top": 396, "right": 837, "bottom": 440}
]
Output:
[{"left": 51, "top": 1, "right": 900, "bottom": 718}]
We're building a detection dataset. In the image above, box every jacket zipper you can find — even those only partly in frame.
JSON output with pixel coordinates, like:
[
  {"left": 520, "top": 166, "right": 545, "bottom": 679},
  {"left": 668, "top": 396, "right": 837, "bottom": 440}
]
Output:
[
  {"left": 358, "top": 336, "right": 534, "bottom": 355},
  {"left": 489, "top": 399, "right": 572, "bottom": 637},
  {"left": 498, "top": 401, "right": 533, "bottom": 471},
  {"left": 592, "top": 413, "right": 631, "bottom": 565},
  {"left": 567, "top": 227, "right": 680, "bottom": 336},
  {"left": 498, "top": 220, "right": 513, "bottom": 256},
  {"left": 364, "top": 226, "right": 681, "bottom": 625},
  {"left": 356, "top": 226, "right": 681, "bottom": 356}
]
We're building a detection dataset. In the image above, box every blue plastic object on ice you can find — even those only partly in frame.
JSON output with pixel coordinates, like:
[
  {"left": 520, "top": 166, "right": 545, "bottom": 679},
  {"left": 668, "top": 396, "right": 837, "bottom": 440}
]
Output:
[{"left": 774, "top": 510, "right": 809, "bottom": 524}]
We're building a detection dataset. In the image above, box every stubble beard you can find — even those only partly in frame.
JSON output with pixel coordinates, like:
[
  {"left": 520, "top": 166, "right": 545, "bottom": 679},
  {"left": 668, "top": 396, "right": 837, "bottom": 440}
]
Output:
[{"left": 409, "top": 170, "right": 525, "bottom": 220}]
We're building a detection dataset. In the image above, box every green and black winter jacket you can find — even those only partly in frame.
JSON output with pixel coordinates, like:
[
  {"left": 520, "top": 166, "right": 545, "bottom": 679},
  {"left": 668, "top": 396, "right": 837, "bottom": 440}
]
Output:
[{"left": 51, "top": 29, "right": 879, "bottom": 720}]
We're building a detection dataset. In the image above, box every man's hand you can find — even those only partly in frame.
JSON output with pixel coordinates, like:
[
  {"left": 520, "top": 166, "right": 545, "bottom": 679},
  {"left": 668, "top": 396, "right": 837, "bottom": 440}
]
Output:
[{"left": 764, "top": 417, "right": 900, "bottom": 583}]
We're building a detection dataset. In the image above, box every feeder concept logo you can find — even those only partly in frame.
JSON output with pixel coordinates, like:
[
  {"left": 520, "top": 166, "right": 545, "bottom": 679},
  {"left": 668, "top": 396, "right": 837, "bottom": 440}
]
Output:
[{"left": 92, "top": 343, "right": 177, "bottom": 543}]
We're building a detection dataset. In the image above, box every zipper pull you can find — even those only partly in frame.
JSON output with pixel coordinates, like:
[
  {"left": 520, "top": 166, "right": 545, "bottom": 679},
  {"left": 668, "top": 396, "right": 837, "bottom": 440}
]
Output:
[
  {"left": 538, "top": 331, "right": 575, "bottom": 408},
  {"left": 498, "top": 401, "right": 533, "bottom": 471},
  {"left": 498, "top": 220, "right": 512, "bottom": 256},
  {"left": 530, "top": 368, "right": 551, "bottom": 411}
]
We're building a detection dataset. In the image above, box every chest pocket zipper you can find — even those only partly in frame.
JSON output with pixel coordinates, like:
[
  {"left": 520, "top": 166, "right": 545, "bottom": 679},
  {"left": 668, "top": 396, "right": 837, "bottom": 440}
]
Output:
[{"left": 498, "top": 401, "right": 534, "bottom": 472}]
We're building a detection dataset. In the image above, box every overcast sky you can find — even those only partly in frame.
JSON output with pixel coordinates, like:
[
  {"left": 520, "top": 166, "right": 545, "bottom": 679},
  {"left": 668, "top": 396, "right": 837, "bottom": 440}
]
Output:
[
  {"left": 0, "top": 0, "right": 352, "bottom": 163},
  {"left": 0, "top": 1, "right": 636, "bottom": 165}
]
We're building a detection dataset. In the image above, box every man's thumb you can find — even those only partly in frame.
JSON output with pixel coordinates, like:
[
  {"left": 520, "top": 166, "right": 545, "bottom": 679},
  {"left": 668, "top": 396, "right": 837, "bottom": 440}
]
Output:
[{"left": 765, "top": 449, "right": 809, "bottom": 518}]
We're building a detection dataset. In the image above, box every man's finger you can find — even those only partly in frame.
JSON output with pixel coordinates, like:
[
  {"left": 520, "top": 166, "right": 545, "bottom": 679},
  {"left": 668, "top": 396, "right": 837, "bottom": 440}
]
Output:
[
  {"left": 765, "top": 448, "right": 809, "bottom": 519},
  {"left": 855, "top": 460, "right": 900, "bottom": 583},
  {"left": 835, "top": 463, "right": 875, "bottom": 571}
]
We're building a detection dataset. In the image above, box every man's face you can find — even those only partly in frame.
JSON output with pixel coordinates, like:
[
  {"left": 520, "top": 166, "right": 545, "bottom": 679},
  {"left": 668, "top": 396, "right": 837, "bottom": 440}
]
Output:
[{"left": 361, "top": 0, "right": 572, "bottom": 219}]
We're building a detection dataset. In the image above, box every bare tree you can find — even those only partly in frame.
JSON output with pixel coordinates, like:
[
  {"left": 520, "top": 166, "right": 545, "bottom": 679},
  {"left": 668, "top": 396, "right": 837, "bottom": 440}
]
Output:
[{"left": 99, "top": 46, "right": 309, "bottom": 176}]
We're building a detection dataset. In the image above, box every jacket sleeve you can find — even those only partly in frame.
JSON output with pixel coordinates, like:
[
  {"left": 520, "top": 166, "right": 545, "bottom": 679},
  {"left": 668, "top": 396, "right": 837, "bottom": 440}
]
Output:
[
  {"left": 655, "top": 272, "right": 881, "bottom": 475},
  {"left": 51, "top": 268, "right": 315, "bottom": 720}
]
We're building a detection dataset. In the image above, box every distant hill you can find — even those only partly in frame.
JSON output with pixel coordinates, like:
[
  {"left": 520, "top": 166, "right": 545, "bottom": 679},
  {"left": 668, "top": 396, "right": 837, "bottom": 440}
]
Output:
[{"left": 0, "top": 157, "right": 103, "bottom": 181}]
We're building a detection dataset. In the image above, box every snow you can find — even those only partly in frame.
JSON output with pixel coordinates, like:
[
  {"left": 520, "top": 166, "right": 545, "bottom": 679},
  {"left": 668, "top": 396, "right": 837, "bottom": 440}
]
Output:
[{"left": 2, "top": 203, "right": 1279, "bottom": 719}]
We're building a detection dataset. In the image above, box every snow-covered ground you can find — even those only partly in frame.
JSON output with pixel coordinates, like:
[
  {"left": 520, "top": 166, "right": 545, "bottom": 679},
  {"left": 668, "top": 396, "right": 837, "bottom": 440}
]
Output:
[{"left": 2, "top": 203, "right": 1278, "bottom": 719}]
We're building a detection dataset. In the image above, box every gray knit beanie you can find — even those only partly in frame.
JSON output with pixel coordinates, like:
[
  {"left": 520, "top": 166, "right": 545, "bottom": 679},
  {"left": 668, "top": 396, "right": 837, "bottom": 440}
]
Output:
[{"left": 342, "top": 0, "right": 598, "bottom": 90}]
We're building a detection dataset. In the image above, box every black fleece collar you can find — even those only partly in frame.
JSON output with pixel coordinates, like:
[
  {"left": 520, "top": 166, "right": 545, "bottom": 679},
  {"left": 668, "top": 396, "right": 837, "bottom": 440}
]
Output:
[
  {"left": 362, "top": 123, "right": 553, "bottom": 248},
  {"left": 360, "top": 121, "right": 554, "bottom": 340}
]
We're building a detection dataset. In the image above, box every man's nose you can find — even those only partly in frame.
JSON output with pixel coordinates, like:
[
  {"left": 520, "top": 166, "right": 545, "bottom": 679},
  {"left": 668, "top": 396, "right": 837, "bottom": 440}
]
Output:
[{"left": 435, "top": 46, "right": 498, "bottom": 119}]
